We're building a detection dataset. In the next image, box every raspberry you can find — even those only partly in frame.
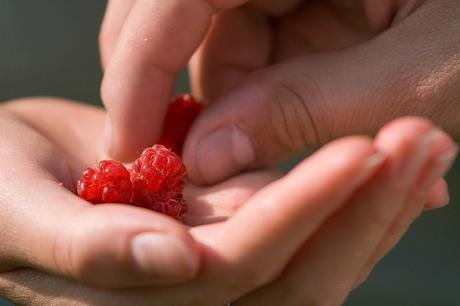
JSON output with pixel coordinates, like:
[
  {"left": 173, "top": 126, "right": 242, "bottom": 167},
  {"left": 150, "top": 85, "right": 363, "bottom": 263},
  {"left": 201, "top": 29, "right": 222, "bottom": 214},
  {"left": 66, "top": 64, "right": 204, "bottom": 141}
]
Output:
[
  {"left": 160, "top": 94, "right": 204, "bottom": 155},
  {"left": 77, "top": 94, "right": 200, "bottom": 222},
  {"left": 131, "top": 145, "right": 187, "bottom": 221},
  {"left": 77, "top": 160, "right": 132, "bottom": 204}
]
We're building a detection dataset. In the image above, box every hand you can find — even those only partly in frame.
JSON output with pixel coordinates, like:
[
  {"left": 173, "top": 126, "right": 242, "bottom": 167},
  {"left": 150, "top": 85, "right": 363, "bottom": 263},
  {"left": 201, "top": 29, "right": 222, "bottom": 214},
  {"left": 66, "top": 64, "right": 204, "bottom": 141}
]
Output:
[
  {"left": 99, "top": 0, "right": 460, "bottom": 185},
  {"left": 0, "top": 97, "right": 278, "bottom": 289},
  {"left": 0, "top": 98, "right": 456, "bottom": 305}
]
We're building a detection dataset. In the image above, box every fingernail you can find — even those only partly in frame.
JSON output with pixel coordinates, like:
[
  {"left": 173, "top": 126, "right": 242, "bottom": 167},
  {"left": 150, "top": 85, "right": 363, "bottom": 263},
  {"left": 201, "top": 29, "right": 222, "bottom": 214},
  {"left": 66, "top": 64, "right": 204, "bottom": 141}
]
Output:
[
  {"left": 132, "top": 233, "right": 199, "bottom": 279},
  {"left": 103, "top": 116, "right": 113, "bottom": 156},
  {"left": 196, "top": 125, "right": 255, "bottom": 183},
  {"left": 419, "top": 141, "right": 458, "bottom": 190}
]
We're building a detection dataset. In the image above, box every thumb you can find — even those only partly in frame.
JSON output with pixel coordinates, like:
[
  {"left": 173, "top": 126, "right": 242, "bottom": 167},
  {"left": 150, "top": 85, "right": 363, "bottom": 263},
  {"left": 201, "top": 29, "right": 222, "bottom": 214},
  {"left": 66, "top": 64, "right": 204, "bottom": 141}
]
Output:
[
  {"left": 1, "top": 176, "right": 200, "bottom": 289},
  {"left": 184, "top": 1, "right": 460, "bottom": 184},
  {"left": 183, "top": 53, "right": 381, "bottom": 184}
]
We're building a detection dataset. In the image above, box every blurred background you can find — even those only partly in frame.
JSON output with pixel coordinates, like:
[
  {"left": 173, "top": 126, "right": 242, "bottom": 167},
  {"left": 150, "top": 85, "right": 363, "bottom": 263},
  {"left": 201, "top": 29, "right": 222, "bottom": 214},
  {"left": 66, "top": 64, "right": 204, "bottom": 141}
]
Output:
[{"left": 0, "top": 1, "right": 459, "bottom": 305}]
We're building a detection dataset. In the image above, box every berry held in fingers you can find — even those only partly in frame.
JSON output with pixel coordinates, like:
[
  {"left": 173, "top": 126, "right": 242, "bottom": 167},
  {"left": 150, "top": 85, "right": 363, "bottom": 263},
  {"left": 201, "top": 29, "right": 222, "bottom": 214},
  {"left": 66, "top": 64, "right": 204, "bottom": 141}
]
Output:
[
  {"left": 77, "top": 94, "right": 202, "bottom": 222},
  {"left": 159, "top": 94, "right": 204, "bottom": 155}
]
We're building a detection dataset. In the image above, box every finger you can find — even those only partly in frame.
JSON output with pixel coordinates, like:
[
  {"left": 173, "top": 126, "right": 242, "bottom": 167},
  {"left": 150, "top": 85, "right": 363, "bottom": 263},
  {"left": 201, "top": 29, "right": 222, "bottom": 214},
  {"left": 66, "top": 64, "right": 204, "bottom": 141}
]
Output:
[
  {"left": 0, "top": 136, "right": 394, "bottom": 305},
  {"left": 185, "top": 170, "right": 282, "bottom": 226},
  {"left": 189, "top": 6, "right": 271, "bottom": 101},
  {"left": 234, "top": 118, "right": 446, "bottom": 306},
  {"left": 189, "top": 0, "right": 307, "bottom": 103},
  {"left": 190, "top": 135, "right": 383, "bottom": 302},
  {"left": 425, "top": 178, "right": 450, "bottom": 210},
  {"left": 1, "top": 174, "right": 200, "bottom": 289},
  {"left": 355, "top": 130, "right": 457, "bottom": 288},
  {"left": 183, "top": 1, "right": 460, "bottom": 184},
  {"left": 101, "top": 0, "right": 249, "bottom": 161},
  {"left": 0, "top": 112, "right": 200, "bottom": 289},
  {"left": 99, "top": 0, "right": 136, "bottom": 69},
  {"left": 5, "top": 98, "right": 280, "bottom": 227}
]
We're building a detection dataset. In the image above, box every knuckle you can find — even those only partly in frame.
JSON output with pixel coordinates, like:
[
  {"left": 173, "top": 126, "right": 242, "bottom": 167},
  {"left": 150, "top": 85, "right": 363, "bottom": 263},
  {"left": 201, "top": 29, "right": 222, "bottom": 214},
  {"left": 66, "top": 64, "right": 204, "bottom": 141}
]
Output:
[{"left": 265, "top": 73, "right": 325, "bottom": 155}]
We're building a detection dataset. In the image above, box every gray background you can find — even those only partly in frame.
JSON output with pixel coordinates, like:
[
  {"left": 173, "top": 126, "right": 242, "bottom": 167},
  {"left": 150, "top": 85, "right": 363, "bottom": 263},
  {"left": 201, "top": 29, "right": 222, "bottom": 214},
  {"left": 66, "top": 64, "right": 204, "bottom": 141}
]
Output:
[{"left": 0, "top": 1, "right": 459, "bottom": 305}]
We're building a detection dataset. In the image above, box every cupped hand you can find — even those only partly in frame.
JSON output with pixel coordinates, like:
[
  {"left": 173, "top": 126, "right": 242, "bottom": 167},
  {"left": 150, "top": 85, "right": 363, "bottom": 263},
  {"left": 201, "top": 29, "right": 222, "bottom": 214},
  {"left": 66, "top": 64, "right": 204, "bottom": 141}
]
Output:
[
  {"left": 0, "top": 98, "right": 456, "bottom": 305},
  {"left": 0, "top": 97, "right": 278, "bottom": 289},
  {"left": 99, "top": 0, "right": 460, "bottom": 186}
]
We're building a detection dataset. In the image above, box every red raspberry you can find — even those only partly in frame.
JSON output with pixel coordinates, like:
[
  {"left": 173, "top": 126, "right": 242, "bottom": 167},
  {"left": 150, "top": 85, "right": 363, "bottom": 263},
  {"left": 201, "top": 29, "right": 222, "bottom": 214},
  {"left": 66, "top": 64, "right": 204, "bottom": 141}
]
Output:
[
  {"left": 160, "top": 94, "right": 204, "bottom": 155},
  {"left": 77, "top": 160, "right": 132, "bottom": 204},
  {"left": 131, "top": 145, "right": 187, "bottom": 221},
  {"left": 77, "top": 93, "right": 200, "bottom": 222}
]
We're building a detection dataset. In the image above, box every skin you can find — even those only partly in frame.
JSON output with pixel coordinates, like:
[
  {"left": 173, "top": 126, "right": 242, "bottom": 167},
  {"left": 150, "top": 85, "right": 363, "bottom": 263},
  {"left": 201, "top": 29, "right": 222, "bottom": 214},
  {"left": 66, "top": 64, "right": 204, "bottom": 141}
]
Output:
[
  {"left": 0, "top": 98, "right": 457, "bottom": 305},
  {"left": 99, "top": 0, "right": 460, "bottom": 185},
  {"left": 0, "top": 1, "right": 458, "bottom": 303}
]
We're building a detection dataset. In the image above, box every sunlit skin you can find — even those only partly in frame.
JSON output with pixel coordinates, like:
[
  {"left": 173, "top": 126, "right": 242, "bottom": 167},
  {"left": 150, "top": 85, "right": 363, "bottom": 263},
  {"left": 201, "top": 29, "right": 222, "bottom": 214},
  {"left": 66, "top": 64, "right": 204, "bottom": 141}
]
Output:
[
  {"left": 1, "top": 0, "right": 460, "bottom": 304},
  {"left": 0, "top": 97, "right": 456, "bottom": 305},
  {"left": 99, "top": 0, "right": 460, "bottom": 186}
]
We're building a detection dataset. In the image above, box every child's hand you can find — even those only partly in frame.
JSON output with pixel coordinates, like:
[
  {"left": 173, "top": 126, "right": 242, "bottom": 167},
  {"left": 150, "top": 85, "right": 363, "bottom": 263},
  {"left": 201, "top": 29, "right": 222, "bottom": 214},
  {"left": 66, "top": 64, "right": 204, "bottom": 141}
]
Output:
[
  {"left": 0, "top": 98, "right": 456, "bottom": 305},
  {"left": 100, "top": 0, "right": 460, "bottom": 185},
  {"left": 0, "top": 98, "right": 278, "bottom": 288}
]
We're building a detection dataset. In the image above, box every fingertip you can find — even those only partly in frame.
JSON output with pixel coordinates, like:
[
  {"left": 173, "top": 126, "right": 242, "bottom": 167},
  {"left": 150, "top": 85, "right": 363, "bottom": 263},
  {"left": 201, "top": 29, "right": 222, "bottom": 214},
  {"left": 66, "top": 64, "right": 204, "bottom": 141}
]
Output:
[
  {"left": 100, "top": 62, "right": 171, "bottom": 161},
  {"left": 425, "top": 179, "right": 450, "bottom": 210}
]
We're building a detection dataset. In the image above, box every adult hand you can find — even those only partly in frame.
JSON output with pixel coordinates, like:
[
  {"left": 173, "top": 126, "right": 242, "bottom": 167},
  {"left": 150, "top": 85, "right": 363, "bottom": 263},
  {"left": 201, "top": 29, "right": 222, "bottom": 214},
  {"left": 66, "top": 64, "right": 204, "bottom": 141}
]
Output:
[
  {"left": 1, "top": 98, "right": 457, "bottom": 305},
  {"left": 100, "top": 0, "right": 460, "bottom": 185}
]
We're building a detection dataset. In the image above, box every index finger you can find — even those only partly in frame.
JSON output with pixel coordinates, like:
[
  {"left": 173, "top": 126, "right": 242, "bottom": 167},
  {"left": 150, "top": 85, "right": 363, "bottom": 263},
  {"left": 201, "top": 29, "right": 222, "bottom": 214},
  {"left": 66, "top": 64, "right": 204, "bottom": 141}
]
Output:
[{"left": 101, "top": 0, "right": 249, "bottom": 160}]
